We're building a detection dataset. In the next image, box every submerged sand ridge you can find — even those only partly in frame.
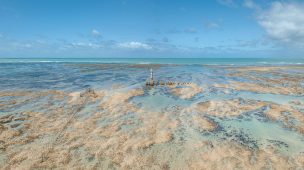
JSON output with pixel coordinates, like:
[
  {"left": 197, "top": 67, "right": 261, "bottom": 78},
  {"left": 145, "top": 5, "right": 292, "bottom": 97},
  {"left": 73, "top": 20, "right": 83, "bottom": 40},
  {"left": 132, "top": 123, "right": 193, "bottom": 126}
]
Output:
[
  {"left": 169, "top": 83, "right": 203, "bottom": 99},
  {"left": 1, "top": 64, "right": 304, "bottom": 169},
  {"left": 215, "top": 65, "right": 304, "bottom": 95}
]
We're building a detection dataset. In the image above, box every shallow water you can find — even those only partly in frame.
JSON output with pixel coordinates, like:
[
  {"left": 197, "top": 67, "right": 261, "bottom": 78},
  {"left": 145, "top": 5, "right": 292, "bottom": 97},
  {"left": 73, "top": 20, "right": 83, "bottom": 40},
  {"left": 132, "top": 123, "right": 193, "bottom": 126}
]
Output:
[
  {"left": 215, "top": 115, "right": 304, "bottom": 155},
  {"left": 133, "top": 88, "right": 192, "bottom": 112},
  {"left": 0, "top": 62, "right": 304, "bottom": 169},
  {"left": 238, "top": 91, "right": 304, "bottom": 105}
]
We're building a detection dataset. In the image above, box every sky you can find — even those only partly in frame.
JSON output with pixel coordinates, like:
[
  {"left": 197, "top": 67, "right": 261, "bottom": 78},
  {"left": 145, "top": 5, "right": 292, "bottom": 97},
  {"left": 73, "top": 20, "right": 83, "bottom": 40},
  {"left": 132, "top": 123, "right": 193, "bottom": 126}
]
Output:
[{"left": 0, "top": 0, "right": 303, "bottom": 58}]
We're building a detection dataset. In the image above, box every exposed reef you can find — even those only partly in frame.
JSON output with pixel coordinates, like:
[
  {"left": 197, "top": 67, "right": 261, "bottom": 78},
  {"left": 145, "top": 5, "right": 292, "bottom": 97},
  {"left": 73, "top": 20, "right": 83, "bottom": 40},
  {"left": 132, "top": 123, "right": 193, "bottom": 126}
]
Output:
[
  {"left": 214, "top": 65, "right": 304, "bottom": 95},
  {"left": 266, "top": 103, "right": 304, "bottom": 134},
  {"left": 193, "top": 98, "right": 267, "bottom": 117},
  {"left": 215, "top": 81, "right": 304, "bottom": 95},
  {"left": 1, "top": 64, "right": 304, "bottom": 169}
]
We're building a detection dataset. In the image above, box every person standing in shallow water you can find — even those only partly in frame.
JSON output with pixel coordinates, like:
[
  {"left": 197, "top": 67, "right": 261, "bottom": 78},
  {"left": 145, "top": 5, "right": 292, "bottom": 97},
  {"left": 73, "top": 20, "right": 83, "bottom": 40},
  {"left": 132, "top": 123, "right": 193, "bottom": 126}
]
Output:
[
  {"left": 150, "top": 68, "right": 154, "bottom": 86},
  {"left": 146, "top": 68, "right": 154, "bottom": 86},
  {"left": 150, "top": 68, "right": 153, "bottom": 81}
]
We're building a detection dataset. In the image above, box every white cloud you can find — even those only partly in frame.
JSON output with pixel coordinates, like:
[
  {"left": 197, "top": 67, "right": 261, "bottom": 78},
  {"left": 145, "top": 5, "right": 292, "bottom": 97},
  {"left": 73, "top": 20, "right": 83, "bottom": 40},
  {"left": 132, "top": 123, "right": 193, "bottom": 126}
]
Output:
[
  {"left": 217, "top": 0, "right": 237, "bottom": 7},
  {"left": 70, "top": 42, "right": 101, "bottom": 49},
  {"left": 257, "top": 2, "right": 304, "bottom": 48},
  {"left": 204, "top": 21, "right": 220, "bottom": 30},
  {"left": 118, "top": 41, "right": 152, "bottom": 50},
  {"left": 243, "top": 0, "right": 260, "bottom": 10},
  {"left": 92, "top": 29, "right": 101, "bottom": 37}
]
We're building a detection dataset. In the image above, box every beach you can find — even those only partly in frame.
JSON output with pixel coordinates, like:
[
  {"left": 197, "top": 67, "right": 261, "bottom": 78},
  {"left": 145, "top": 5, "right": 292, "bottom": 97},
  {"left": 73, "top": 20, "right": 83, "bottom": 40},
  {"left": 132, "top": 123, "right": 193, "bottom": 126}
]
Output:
[{"left": 0, "top": 59, "right": 304, "bottom": 169}]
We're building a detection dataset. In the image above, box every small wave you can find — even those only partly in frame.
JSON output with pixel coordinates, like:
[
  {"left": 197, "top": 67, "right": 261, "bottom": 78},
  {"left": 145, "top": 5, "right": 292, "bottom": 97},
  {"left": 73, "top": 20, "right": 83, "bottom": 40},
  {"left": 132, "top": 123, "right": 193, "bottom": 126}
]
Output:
[
  {"left": 138, "top": 62, "right": 152, "bottom": 64},
  {"left": 258, "top": 62, "right": 268, "bottom": 64},
  {"left": 16, "top": 60, "right": 62, "bottom": 63}
]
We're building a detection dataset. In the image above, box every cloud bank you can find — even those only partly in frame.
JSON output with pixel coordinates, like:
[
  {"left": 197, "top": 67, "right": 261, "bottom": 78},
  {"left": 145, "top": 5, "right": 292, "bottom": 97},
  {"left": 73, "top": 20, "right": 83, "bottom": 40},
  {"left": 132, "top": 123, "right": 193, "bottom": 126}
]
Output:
[
  {"left": 118, "top": 41, "right": 152, "bottom": 50},
  {"left": 257, "top": 1, "right": 304, "bottom": 48}
]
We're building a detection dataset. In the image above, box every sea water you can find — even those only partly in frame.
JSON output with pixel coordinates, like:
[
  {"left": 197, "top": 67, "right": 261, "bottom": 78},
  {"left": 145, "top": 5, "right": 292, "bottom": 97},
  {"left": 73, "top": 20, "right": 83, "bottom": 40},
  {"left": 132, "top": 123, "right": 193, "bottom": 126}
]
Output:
[{"left": 0, "top": 58, "right": 304, "bottom": 160}]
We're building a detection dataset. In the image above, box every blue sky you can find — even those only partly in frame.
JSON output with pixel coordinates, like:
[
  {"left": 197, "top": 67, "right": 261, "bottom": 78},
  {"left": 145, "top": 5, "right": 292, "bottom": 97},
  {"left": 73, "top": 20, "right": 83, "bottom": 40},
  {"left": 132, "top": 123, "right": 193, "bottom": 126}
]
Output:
[{"left": 0, "top": 0, "right": 303, "bottom": 58}]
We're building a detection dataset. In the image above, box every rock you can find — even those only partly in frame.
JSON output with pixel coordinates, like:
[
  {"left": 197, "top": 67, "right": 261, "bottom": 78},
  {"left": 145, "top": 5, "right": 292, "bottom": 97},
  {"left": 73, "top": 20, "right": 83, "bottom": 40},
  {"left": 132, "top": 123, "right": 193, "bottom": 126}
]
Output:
[{"left": 0, "top": 115, "right": 14, "bottom": 124}]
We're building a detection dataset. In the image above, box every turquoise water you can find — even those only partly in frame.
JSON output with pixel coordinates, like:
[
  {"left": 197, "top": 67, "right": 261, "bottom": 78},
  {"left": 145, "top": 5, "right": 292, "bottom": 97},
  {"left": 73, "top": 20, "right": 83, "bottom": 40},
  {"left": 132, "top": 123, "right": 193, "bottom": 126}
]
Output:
[
  {"left": 216, "top": 116, "right": 304, "bottom": 155},
  {"left": 133, "top": 88, "right": 192, "bottom": 112},
  {"left": 0, "top": 57, "right": 304, "bottom": 65}
]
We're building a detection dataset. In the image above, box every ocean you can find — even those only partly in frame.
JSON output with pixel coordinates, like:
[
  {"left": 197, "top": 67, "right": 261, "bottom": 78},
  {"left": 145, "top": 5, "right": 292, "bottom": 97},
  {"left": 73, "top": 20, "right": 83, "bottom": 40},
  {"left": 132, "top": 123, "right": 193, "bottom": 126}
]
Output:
[{"left": 0, "top": 57, "right": 304, "bottom": 65}]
